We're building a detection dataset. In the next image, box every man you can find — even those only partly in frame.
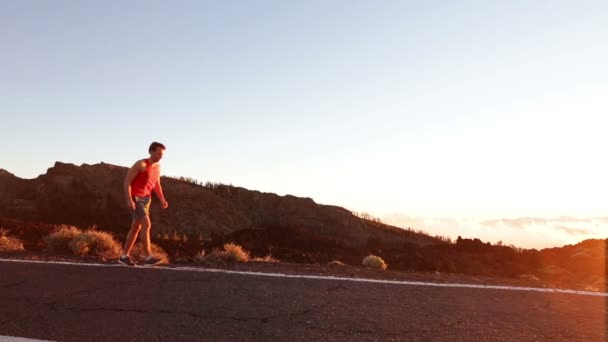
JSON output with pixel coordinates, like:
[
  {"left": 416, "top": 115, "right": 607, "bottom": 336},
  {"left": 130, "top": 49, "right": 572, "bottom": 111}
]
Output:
[{"left": 118, "top": 141, "right": 169, "bottom": 266}]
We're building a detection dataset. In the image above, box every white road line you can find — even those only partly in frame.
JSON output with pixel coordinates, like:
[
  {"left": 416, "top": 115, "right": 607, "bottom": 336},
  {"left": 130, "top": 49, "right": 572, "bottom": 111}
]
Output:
[
  {"left": 0, "top": 336, "right": 53, "bottom": 342},
  {"left": 0, "top": 258, "right": 606, "bottom": 297}
]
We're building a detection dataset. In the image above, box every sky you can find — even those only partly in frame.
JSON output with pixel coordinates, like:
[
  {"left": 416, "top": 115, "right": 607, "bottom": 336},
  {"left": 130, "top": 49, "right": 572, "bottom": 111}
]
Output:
[{"left": 1, "top": 1, "right": 607, "bottom": 249}]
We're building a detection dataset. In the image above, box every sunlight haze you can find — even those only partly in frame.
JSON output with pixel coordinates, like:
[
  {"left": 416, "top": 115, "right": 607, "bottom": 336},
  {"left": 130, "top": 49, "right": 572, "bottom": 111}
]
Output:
[{"left": 2, "top": 1, "right": 607, "bottom": 248}]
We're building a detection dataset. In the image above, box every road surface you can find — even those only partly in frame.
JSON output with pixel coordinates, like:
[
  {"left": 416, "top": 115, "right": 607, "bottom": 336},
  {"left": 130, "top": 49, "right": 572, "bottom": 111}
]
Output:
[{"left": 0, "top": 260, "right": 605, "bottom": 341}]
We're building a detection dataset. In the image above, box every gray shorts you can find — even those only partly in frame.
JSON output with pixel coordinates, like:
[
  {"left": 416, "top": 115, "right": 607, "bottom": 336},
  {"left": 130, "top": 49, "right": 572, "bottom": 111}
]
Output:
[{"left": 132, "top": 196, "right": 151, "bottom": 220}]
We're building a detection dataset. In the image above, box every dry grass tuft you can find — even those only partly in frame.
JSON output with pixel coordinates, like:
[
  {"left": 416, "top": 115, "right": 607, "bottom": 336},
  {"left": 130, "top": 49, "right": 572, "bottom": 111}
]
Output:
[
  {"left": 0, "top": 229, "right": 24, "bottom": 252},
  {"left": 195, "top": 243, "right": 251, "bottom": 263},
  {"left": 69, "top": 231, "right": 121, "bottom": 259},
  {"left": 362, "top": 254, "right": 388, "bottom": 270},
  {"left": 44, "top": 225, "right": 82, "bottom": 253},
  {"left": 220, "top": 243, "right": 250, "bottom": 262}
]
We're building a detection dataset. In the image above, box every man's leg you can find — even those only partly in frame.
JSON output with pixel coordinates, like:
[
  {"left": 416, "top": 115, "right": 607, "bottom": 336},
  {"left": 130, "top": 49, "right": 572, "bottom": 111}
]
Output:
[
  {"left": 123, "top": 218, "right": 142, "bottom": 256},
  {"left": 139, "top": 215, "right": 152, "bottom": 257}
]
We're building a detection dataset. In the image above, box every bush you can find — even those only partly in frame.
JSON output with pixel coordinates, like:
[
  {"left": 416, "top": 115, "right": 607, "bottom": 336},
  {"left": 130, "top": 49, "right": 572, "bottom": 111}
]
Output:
[
  {"left": 130, "top": 243, "right": 170, "bottom": 264},
  {"left": 0, "top": 229, "right": 24, "bottom": 252},
  {"left": 221, "top": 243, "right": 250, "bottom": 262},
  {"left": 44, "top": 225, "right": 82, "bottom": 253},
  {"left": 195, "top": 243, "right": 251, "bottom": 263},
  {"left": 362, "top": 254, "right": 387, "bottom": 270},
  {"left": 69, "top": 231, "right": 121, "bottom": 259}
]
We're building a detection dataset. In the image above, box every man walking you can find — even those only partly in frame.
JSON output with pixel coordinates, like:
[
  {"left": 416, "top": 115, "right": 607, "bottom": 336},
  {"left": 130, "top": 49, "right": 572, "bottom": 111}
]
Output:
[{"left": 119, "top": 141, "right": 169, "bottom": 266}]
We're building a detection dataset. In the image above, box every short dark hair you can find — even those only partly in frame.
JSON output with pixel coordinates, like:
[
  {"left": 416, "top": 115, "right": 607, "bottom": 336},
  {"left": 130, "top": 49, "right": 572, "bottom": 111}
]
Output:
[{"left": 149, "top": 142, "right": 166, "bottom": 153}]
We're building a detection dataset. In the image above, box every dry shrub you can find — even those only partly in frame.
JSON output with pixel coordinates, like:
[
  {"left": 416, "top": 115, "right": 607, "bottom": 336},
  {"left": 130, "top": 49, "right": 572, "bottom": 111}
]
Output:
[
  {"left": 220, "top": 243, "right": 250, "bottom": 262},
  {"left": 44, "top": 225, "right": 82, "bottom": 253},
  {"left": 0, "top": 229, "right": 24, "bottom": 252},
  {"left": 195, "top": 243, "right": 251, "bottom": 263},
  {"left": 69, "top": 231, "right": 121, "bottom": 259},
  {"left": 362, "top": 254, "right": 387, "bottom": 270}
]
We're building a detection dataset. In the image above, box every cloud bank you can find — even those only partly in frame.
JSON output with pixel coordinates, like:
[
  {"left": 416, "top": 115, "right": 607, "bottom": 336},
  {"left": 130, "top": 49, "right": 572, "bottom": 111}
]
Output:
[{"left": 383, "top": 214, "right": 608, "bottom": 249}]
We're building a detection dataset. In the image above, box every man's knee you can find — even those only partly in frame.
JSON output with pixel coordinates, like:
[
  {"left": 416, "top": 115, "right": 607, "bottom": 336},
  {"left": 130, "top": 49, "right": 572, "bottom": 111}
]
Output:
[
  {"left": 140, "top": 217, "right": 151, "bottom": 230},
  {"left": 130, "top": 221, "right": 142, "bottom": 233}
]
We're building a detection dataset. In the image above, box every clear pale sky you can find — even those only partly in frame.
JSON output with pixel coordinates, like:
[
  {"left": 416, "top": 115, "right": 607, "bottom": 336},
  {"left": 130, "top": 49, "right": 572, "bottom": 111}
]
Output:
[{"left": 1, "top": 1, "right": 607, "bottom": 248}]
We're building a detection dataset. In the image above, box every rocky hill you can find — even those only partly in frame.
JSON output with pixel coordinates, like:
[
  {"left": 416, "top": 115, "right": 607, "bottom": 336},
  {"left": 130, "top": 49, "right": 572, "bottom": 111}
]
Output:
[{"left": 0, "top": 162, "right": 441, "bottom": 249}]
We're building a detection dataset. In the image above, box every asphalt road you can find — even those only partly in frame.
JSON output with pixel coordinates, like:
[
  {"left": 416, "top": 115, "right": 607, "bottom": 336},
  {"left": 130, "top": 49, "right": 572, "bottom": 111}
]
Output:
[{"left": 0, "top": 261, "right": 605, "bottom": 341}]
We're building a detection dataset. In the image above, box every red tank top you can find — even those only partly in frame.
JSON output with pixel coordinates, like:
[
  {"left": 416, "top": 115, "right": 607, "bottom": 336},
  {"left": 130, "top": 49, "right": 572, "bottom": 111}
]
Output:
[{"left": 130, "top": 159, "right": 160, "bottom": 197}]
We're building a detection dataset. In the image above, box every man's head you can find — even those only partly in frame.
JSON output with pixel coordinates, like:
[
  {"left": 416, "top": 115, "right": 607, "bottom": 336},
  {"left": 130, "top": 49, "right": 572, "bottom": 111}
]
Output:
[{"left": 148, "top": 142, "right": 166, "bottom": 163}]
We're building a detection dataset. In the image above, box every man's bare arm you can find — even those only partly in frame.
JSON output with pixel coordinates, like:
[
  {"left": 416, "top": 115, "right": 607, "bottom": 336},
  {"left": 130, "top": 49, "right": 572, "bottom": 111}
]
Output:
[
  {"left": 123, "top": 160, "right": 146, "bottom": 207},
  {"left": 154, "top": 178, "right": 168, "bottom": 208}
]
